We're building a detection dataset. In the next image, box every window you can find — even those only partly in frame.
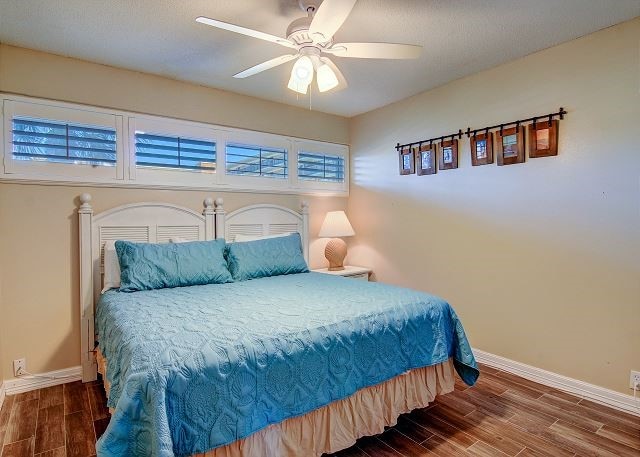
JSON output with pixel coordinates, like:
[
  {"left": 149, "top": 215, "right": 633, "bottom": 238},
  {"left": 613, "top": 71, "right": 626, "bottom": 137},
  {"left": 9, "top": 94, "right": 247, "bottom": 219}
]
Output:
[
  {"left": 3, "top": 99, "right": 122, "bottom": 180},
  {"left": 2, "top": 95, "right": 348, "bottom": 195},
  {"left": 226, "top": 143, "right": 288, "bottom": 179},
  {"left": 135, "top": 132, "right": 216, "bottom": 172},
  {"left": 298, "top": 152, "right": 345, "bottom": 182},
  {"left": 293, "top": 141, "right": 348, "bottom": 193},
  {"left": 12, "top": 117, "right": 116, "bottom": 166},
  {"left": 128, "top": 116, "right": 219, "bottom": 187}
]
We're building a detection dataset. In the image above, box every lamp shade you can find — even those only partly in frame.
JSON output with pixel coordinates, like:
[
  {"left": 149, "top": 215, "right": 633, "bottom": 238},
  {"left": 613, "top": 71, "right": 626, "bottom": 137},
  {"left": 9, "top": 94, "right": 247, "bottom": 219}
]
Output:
[
  {"left": 319, "top": 211, "right": 355, "bottom": 238},
  {"left": 287, "top": 56, "right": 314, "bottom": 94},
  {"left": 316, "top": 63, "right": 339, "bottom": 92}
]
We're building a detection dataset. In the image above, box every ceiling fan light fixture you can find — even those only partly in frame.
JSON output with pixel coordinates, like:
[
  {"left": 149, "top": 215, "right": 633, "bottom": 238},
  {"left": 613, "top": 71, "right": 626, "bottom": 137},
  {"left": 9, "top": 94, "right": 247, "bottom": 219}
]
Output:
[
  {"left": 288, "top": 56, "right": 314, "bottom": 94},
  {"left": 316, "top": 63, "right": 339, "bottom": 92},
  {"left": 287, "top": 73, "right": 309, "bottom": 94},
  {"left": 197, "top": 0, "right": 422, "bottom": 96}
]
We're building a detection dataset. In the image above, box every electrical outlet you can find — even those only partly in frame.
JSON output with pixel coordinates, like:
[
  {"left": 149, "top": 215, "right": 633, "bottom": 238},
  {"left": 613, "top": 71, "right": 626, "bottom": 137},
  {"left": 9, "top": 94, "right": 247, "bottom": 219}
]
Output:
[
  {"left": 13, "top": 358, "right": 26, "bottom": 376},
  {"left": 631, "top": 371, "right": 640, "bottom": 389}
]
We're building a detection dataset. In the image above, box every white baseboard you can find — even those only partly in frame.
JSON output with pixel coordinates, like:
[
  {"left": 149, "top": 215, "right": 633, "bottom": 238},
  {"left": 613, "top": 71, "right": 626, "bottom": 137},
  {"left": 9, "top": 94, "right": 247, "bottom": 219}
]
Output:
[
  {"left": 3, "top": 366, "right": 82, "bottom": 395},
  {"left": 473, "top": 348, "right": 640, "bottom": 417},
  {"left": 0, "top": 381, "right": 5, "bottom": 411}
]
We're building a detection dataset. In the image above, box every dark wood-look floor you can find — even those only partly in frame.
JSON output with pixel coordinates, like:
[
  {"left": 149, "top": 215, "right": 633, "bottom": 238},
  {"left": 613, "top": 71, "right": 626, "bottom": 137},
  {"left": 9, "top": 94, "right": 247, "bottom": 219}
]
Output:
[
  {"left": 0, "top": 380, "right": 108, "bottom": 457},
  {"left": 1, "top": 365, "right": 638, "bottom": 457}
]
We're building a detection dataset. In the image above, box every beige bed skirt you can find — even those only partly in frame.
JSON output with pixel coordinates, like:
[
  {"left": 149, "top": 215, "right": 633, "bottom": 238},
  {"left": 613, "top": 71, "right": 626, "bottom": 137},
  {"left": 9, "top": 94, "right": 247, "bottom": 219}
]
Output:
[{"left": 96, "top": 350, "right": 455, "bottom": 457}]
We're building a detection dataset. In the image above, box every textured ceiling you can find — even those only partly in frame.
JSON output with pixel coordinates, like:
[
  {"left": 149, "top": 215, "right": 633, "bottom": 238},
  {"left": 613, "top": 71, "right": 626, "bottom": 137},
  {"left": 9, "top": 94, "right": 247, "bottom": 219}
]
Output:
[{"left": 0, "top": 0, "right": 638, "bottom": 117}]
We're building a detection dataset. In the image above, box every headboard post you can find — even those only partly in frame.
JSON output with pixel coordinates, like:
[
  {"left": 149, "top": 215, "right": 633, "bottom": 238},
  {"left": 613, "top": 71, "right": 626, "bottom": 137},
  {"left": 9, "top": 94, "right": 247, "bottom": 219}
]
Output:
[
  {"left": 214, "top": 198, "right": 226, "bottom": 240},
  {"left": 203, "top": 197, "right": 215, "bottom": 240},
  {"left": 301, "top": 201, "right": 309, "bottom": 262},
  {"left": 78, "top": 193, "right": 98, "bottom": 382}
]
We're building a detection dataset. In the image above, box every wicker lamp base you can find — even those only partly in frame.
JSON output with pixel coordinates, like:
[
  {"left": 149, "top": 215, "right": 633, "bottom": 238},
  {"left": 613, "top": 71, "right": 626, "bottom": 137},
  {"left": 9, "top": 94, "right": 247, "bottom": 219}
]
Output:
[{"left": 325, "top": 238, "right": 347, "bottom": 271}]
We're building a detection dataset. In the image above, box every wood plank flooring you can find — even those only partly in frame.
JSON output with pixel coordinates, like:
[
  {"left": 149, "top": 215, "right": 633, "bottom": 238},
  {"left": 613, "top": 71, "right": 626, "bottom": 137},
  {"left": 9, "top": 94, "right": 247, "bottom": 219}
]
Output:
[
  {"left": 0, "top": 365, "right": 638, "bottom": 457},
  {"left": 0, "top": 381, "right": 102, "bottom": 457}
]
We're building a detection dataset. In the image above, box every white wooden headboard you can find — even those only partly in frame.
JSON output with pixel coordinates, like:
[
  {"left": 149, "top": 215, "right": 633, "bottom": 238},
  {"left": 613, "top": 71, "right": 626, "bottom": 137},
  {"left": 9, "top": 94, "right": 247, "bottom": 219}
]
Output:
[
  {"left": 77, "top": 193, "right": 220, "bottom": 381},
  {"left": 217, "top": 201, "right": 310, "bottom": 262},
  {"left": 77, "top": 195, "right": 309, "bottom": 382}
]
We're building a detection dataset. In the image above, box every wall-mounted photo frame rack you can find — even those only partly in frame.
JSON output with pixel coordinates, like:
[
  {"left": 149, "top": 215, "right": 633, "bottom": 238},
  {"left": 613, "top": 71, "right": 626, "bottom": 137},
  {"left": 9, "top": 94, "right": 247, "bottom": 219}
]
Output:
[
  {"left": 465, "top": 107, "right": 566, "bottom": 166},
  {"left": 395, "top": 108, "right": 566, "bottom": 175},
  {"left": 396, "top": 129, "right": 463, "bottom": 176}
]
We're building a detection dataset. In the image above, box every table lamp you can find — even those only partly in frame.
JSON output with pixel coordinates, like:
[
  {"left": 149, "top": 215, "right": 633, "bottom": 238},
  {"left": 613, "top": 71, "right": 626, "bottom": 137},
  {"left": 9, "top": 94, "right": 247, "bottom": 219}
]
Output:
[{"left": 318, "top": 210, "right": 355, "bottom": 271}]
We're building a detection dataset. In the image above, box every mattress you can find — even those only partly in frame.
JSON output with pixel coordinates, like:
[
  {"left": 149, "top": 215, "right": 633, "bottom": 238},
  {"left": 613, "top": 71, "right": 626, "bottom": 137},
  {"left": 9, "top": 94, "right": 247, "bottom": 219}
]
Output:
[{"left": 95, "top": 272, "right": 478, "bottom": 456}]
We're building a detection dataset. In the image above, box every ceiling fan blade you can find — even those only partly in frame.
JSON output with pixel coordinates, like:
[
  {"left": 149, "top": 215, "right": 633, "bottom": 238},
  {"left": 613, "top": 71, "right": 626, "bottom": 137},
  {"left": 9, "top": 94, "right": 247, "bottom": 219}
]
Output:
[
  {"left": 326, "top": 42, "right": 422, "bottom": 59},
  {"left": 319, "top": 57, "right": 348, "bottom": 91},
  {"left": 196, "top": 16, "right": 297, "bottom": 49},
  {"left": 308, "top": 0, "right": 357, "bottom": 42},
  {"left": 233, "top": 55, "right": 298, "bottom": 79}
]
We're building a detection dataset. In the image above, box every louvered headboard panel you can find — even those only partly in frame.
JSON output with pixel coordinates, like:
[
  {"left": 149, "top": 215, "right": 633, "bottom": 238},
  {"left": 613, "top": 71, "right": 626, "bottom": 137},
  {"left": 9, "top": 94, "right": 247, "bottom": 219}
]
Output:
[
  {"left": 98, "top": 226, "right": 150, "bottom": 269},
  {"left": 218, "top": 202, "right": 309, "bottom": 262},
  {"left": 227, "top": 223, "right": 263, "bottom": 241},
  {"left": 77, "top": 194, "right": 217, "bottom": 382},
  {"left": 157, "top": 225, "right": 202, "bottom": 243},
  {"left": 268, "top": 223, "right": 300, "bottom": 235}
]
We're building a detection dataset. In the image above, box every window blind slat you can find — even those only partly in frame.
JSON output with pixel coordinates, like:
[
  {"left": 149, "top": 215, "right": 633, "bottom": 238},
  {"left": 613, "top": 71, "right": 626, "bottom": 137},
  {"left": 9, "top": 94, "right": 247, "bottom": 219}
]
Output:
[
  {"left": 136, "top": 162, "right": 214, "bottom": 171},
  {"left": 12, "top": 131, "right": 66, "bottom": 142},
  {"left": 136, "top": 145, "right": 213, "bottom": 156}
]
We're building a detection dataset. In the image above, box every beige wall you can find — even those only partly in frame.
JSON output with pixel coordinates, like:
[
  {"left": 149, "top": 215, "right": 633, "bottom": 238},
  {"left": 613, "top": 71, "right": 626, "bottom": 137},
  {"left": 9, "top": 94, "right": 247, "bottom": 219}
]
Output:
[
  {"left": 0, "top": 44, "right": 348, "bottom": 143},
  {"left": 0, "top": 278, "right": 4, "bottom": 384},
  {"left": 0, "top": 46, "right": 349, "bottom": 379},
  {"left": 348, "top": 18, "right": 640, "bottom": 394}
]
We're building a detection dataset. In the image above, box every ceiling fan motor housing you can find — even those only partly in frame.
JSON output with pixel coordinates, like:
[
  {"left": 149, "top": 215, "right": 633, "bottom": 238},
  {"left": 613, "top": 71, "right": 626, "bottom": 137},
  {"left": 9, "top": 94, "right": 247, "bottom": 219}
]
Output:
[
  {"left": 289, "top": 1, "right": 332, "bottom": 46},
  {"left": 286, "top": 16, "right": 314, "bottom": 44},
  {"left": 287, "top": 17, "right": 332, "bottom": 48}
]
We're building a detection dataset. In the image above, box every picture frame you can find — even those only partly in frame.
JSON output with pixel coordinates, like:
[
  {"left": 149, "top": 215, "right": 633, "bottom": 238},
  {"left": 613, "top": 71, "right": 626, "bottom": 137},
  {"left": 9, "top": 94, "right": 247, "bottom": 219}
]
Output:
[
  {"left": 438, "top": 139, "right": 458, "bottom": 170},
  {"left": 528, "top": 119, "right": 558, "bottom": 158},
  {"left": 398, "top": 146, "right": 415, "bottom": 175},
  {"left": 470, "top": 131, "right": 494, "bottom": 166},
  {"left": 496, "top": 126, "right": 525, "bottom": 166},
  {"left": 415, "top": 143, "right": 437, "bottom": 175}
]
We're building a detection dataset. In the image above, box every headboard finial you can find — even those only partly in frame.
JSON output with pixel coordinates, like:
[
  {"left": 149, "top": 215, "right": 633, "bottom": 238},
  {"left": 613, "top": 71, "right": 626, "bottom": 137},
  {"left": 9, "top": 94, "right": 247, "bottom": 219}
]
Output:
[
  {"left": 214, "top": 198, "right": 224, "bottom": 212},
  {"left": 203, "top": 197, "right": 215, "bottom": 215},
  {"left": 79, "top": 193, "right": 93, "bottom": 213},
  {"left": 301, "top": 200, "right": 309, "bottom": 214}
]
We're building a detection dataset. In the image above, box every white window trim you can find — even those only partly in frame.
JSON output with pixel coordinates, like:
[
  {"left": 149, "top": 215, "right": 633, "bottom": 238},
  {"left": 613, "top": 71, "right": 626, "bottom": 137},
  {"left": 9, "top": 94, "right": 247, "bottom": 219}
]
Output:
[
  {"left": 0, "top": 94, "right": 349, "bottom": 196},
  {"left": 128, "top": 115, "right": 222, "bottom": 188},
  {"left": 293, "top": 139, "right": 349, "bottom": 194},
  {"left": 3, "top": 99, "right": 125, "bottom": 182},
  {"left": 221, "top": 129, "right": 292, "bottom": 190}
]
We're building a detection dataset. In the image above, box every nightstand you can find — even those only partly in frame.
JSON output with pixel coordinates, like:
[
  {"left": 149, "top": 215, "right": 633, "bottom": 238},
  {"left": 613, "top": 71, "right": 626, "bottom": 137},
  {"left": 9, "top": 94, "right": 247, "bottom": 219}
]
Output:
[{"left": 312, "top": 265, "right": 372, "bottom": 281}]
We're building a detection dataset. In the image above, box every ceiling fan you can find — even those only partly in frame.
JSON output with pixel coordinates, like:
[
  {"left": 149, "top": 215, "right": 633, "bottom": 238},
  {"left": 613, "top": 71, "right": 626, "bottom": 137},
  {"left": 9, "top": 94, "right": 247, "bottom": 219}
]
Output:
[{"left": 196, "top": 0, "right": 422, "bottom": 94}]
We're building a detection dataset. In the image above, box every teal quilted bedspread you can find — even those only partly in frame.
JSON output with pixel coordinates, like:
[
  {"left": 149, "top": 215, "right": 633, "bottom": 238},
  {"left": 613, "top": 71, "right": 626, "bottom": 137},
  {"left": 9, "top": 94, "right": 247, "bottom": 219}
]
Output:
[{"left": 95, "top": 272, "right": 478, "bottom": 456}]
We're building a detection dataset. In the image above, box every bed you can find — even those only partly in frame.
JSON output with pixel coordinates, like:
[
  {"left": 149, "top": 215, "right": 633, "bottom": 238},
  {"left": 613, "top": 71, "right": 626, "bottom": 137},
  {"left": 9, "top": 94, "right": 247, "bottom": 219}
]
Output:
[{"left": 76, "top": 195, "right": 478, "bottom": 457}]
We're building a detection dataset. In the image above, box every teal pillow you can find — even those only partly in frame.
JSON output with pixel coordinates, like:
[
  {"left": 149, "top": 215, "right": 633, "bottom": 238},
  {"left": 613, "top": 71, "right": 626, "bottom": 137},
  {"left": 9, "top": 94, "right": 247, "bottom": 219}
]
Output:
[
  {"left": 226, "top": 233, "right": 309, "bottom": 281},
  {"left": 115, "top": 239, "right": 233, "bottom": 292}
]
